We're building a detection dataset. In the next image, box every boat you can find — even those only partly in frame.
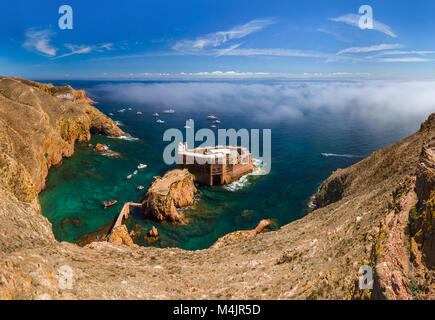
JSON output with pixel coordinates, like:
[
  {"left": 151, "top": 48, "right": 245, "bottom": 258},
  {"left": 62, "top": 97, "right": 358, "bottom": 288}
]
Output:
[
  {"left": 137, "top": 186, "right": 144, "bottom": 190},
  {"left": 126, "top": 174, "right": 132, "bottom": 180},
  {"left": 136, "top": 111, "right": 143, "bottom": 115},
  {"left": 109, "top": 113, "right": 114, "bottom": 116},
  {"left": 163, "top": 108, "right": 175, "bottom": 114},
  {"left": 133, "top": 170, "right": 138, "bottom": 175},
  {"left": 102, "top": 200, "right": 117, "bottom": 208},
  {"left": 137, "top": 164, "right": 147, "bottom": 170},
  {"left": 118, "top": 109, "right": 126, "bottom": 113},
  {"left": 207, "top": 115, "right": 217, "bottom": 120},
  {"left": 156, "top": 119, "right": 165, "bottom": 124},
  {"left": 210, "top": 125, "right": 217, "bottom": 128},
  {"left": 153, "top": 113, "right": 159, "bottom": 117},
  {"left": 128, "top": 108, "right": 132, "bottom": 111}
]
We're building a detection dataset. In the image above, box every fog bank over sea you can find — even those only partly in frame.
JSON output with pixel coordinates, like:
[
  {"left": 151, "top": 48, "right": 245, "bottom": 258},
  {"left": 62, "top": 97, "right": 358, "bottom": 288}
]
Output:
[{"left": 89, "top": 79, "right": 435, "bottom": 125}]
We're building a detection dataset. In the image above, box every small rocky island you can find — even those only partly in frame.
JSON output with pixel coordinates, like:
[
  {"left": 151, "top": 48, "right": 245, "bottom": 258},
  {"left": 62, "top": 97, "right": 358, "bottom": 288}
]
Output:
[{"left": 142, "top": 169, "right": 197, "bottom": 223}]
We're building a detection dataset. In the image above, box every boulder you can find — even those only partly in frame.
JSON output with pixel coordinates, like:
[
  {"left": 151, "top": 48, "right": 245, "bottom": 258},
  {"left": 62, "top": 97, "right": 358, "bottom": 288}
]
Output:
[
  {"left": 252, "top": 219, "right": 272, "bottom": 235},
  {"left": 147, "top": 226, "right": 159, "bottom": 238},
  {"left": 94, "top": 143, "right": 107, "bottom": 153},
  {"left": 142, "top": 169, "right": 197, "bottom": 223}
]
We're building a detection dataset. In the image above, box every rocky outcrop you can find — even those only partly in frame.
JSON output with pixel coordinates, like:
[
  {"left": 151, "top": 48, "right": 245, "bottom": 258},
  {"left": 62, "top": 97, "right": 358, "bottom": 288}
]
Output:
[
  {"left": 313, "top": 171, "right": 348, "bottom": 208},
  {"left": 107, "top": 225, "right": 136, "bottom": 247},
  {"left": 94, "top": 143, "right": 107, "bottom": 153},
  {"left": 147, "top": 226, "right": 159, "bottom": 238},
  {"left": 141, "top": 169, "right": 197, "bottom": 223},
  {"left": 212, "top": 219, "right": 272, "bottom": 249}
]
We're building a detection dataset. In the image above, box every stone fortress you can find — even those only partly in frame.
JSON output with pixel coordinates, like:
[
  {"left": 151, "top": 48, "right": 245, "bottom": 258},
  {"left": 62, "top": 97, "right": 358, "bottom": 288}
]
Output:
[{"left": 177, "top": 143, "right": 254, "bottom": 186}]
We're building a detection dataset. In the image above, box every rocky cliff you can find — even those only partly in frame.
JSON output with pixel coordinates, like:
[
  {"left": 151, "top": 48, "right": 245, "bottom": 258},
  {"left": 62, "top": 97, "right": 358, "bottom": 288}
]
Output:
[{"left": 0, "top": 76, "right": 433, "bottom": 300}]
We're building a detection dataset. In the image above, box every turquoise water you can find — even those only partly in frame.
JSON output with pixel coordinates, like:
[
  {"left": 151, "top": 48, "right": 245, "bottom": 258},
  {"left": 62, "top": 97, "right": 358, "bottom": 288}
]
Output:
[{"left": 39, "top": 80, "right": 426, "bottom": 250}]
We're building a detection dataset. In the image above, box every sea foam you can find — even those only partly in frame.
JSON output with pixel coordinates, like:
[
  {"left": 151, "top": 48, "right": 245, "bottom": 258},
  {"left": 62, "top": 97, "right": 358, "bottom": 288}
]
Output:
[{"left": 223, "top": 158, "right": 266, "bottom": 192}]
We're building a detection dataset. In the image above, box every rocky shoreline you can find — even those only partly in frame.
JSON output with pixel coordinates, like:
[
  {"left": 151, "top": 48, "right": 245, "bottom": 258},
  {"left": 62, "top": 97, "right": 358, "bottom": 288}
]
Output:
[{"left": 0, "top": 77, "right": 433, "bottom": 300}]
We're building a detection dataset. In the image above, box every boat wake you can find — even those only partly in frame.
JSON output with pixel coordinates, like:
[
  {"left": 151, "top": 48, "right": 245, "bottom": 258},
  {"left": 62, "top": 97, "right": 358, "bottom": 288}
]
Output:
[{"left": 321, "top": 153, "right": 362, "bottom": 159}]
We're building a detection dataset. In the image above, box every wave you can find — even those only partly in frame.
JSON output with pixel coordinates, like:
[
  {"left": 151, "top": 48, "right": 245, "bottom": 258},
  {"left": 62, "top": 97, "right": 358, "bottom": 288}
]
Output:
[
  {"left": 321, "top": 153, "right": 363, "bottom": 159},
  {"left": 109, "top": 135, "right": 140, "bottom": 141},
  {"left": 223, "top": 158, "right": 267, "bottom": 192}
]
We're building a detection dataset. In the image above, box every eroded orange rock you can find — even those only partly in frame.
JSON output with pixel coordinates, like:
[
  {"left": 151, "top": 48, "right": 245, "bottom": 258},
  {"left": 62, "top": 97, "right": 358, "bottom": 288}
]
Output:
[
  {"left": 147, "top": 226, "right": 159, "bottom": 238},
  {"left": 142, "top": 169, "right": 197, "bottom": 223},
  {"left": 107, "top": 225, "right": 135, "bottom": 247}
]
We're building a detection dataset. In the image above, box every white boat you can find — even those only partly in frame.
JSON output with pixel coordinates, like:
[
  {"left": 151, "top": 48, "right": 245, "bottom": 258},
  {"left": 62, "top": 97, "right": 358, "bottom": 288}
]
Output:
[
  {"left": 153, "top": 113, "right": 159, "bottom": 117},
  {"left": 156, "top": 119, "right": 165, "bottom": 124},
  {"left": 133, "top": 170, "right": 138, "bottom": 175},
  {"left": 163, "top": 108, "right": 175, "bottom": 114},
  {"left": 214, "top": 120, "right": 221, "bottom": 124},
  {"left": 118, "top": 109, "right": 126, "bottom": 113},
  {"left": 207, "top": 115, "right": 217, "bottom": 120},
  {"left": 126, "top": 174, "right": 132, "bottom": 180},
  {"left": 137, "top": 164, "right": 147, "bottom": 170},
  {"left": 109, "top": 113, "right": 114, "bottom": 116},
  {"left": 210, "top": 125, "right": 217, "bottom": 128},
  {"left": 137, "top": 111, "right": 143, "bottom": 115},
  {"left": 128, "top": 108, "right": 132, "bottom": 111}
]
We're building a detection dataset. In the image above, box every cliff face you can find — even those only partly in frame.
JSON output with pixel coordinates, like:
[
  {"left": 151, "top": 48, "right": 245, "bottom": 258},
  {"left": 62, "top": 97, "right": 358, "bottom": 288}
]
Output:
[
  {"left": 0, "top": 76, "right": 433, "bottom": 300},
  {"left": 312, "top": 114, "right": 435, "bottom": 300},
  {"left": 0, "top": 77, "right": 125, "bottom": 253}
]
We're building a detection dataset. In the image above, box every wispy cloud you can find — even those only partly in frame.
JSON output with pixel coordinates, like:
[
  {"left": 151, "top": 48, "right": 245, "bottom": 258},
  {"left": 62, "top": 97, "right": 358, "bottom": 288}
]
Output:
[
  {"left": 337, "top": 43, "right": 402, "bottom": 55},
  {"left": 53, "top": 43, "right": 113, "bottom": 59},
  {"left": 376, "top": 50, "right": 435, "bottom": 56},
  {"left": 215, "top": 47, "right": 328, "bottom": 58},
  {"left": 23, "top": 28, "right": 57, "bottom": 56},
  {"left": 329, "top": 14, "right": 397, "bottom": 38},
  {"left": 377, "top": 57, "right": 433, "bottom": 63},
  {"left": 173, "top": 18, "right": 276, "bottom": 53}
]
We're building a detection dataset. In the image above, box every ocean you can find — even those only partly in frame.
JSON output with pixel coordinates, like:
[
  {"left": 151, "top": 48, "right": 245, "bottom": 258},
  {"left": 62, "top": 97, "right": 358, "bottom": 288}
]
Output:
[{"left": 38, "top": 79, "right": 429, "bottom": 250}]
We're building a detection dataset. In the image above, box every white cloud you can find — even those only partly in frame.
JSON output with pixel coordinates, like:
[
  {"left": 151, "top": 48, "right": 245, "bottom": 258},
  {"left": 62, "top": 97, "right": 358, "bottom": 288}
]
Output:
[
  {"left": 329, "top": 14, "right": 397, "bottom": 38},
  {"left": 377, "top": 57, "right": 432, "bottom": 63},
  {"left": 377, "top": 50, "right": 435, "bottom": 56},
  {"left": 117, "top": 71, "right": 371, "bottom": 80},
  {"left": 337, "top": 44, "right": 402, "bottom": 55},
  {"left": 215, "top": 47, "right": 328, "bottom": 58},
  {"left": 53, "top": 43, "right": 113, "bottom": 59},
  {"left": 23, "top": 28, "right": 57, "bottom": 56},
  {"left": 173, "top": 18, "right": 276, "bottom": 52}
]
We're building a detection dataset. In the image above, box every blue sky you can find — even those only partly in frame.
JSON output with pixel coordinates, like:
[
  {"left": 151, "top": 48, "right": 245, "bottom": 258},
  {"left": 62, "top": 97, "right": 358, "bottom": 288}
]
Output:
[{"left": 1, "top": 0, "right": 435, "bottom": 79}]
